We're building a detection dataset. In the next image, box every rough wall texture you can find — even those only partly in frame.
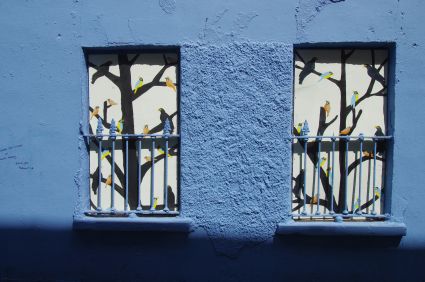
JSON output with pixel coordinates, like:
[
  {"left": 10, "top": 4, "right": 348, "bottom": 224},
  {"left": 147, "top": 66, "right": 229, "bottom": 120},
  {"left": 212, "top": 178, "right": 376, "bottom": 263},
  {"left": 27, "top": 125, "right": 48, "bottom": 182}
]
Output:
[
  {"left": 180, "top": 43, "right": 292, "bottom": 257},
  {"left": 0, "top": 0, "right": 425, "bottom": 281}
]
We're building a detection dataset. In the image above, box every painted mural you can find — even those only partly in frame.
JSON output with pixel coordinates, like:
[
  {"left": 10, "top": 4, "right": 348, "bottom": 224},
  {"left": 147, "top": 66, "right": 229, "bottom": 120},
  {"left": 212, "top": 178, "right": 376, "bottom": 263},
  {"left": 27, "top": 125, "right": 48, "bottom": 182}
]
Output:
[
  {"left": 293, "top": 48, "right": 388, "bottom": 218},
  {"left": 88, "top": 52, "right": 179, "bottom": 212}
]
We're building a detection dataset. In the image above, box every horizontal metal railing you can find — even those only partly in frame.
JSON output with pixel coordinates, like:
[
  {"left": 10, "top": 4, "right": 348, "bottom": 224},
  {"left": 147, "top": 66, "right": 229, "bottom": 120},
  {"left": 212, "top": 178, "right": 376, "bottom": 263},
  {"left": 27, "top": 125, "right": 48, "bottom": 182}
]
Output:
[
  {"left": 84, "top": 118, "right": 179, "bottom": 217},
  {"left": 291, "top": 132, "right": 391, "bottom": 222}
]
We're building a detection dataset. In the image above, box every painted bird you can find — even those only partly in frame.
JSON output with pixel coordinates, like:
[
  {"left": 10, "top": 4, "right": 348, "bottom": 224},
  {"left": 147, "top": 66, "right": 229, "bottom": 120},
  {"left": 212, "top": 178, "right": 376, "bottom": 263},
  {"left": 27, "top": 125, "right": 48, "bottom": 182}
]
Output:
[
  {"left": 143, "top": 125, "right": 149, "bottom": 135},
  {"left": 310, "top": 194, "right": 318, "bottom": 205},
  {"left": 117, "top": 119, "right": 124, "bottom": 134},
  {"left": 296, "top": 122, "right": 303, "bottom": 134},
  {"left": 133, "top": 76, "right": 144, "bottom": 94},
  {"left": 374, "top": 187, "right": 381, "bottom": 198},
  {"left": 354, "top": 198, "right": 361, "bottom": 212},
  {"left": 158, "top": 108, "right": 175, "bottom": 133},
  {"left": 157, "top": 146, "right": 173, "bottom": 158},
  {"left": 326, "top": 166, "right": 332, "bottom": 178},
  {"left": 292, "top": 169, "right": 304, "bottom": 199},
  {"left": 318, "top": 71, "right": 333, "bottom": 81},
  {"left": 363, "top": 151, "right": 373, "bottom": 158},
  {"left": 299, "top": 57, "right": 317, "bottom": 84},
  {"left": 374, "top": 125, "right": 385, "bottom": 156},
  {"left": 318, "top": 157, "right": 327, "bottom": 168},
  {"left": 107, "top": 98, "right": 118, "bottom": 106},
  {"left": 144, "top": 156, "right": 151, "bottom": 162},
  {"left": 91, "top": 61, "right": 112, "bottom": 84},
  {"left": 167, "top": 185, "right": 176, "bottom": 210},
  {"left": 340, "top": 127, "right": 352, "bottom": 135},
  {"left": 105, "top": 175, "right": 112, "bottom": 186},
  {"left": 90, "top": 106, "right": 100, "bottom": 120},
  {"left": 323, "top": 100, "right": 331, "bottom": 117},
  {"left": 101, "top": 150, "right": 111, "bottom": 160},
  {"left": 165, "top": 77, "right": 176, "bottom": 92},
  {"left": 364, "top": 64, "right": 385, "bottom": 86},
  {"left": 351, "top": 91, "right": 359, "bottom": 109},
  {"left": 153, "top": 197, "right": 158, "bottom": 209}
]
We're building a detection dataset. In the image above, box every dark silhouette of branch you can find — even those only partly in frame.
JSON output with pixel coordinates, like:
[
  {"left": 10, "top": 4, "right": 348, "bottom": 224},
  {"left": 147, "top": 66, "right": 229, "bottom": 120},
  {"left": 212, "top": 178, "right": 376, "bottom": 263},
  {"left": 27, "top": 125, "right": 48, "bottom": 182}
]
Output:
[
  {"left": 343, "top": 49, "right": 355, "bottom": 60},
  {"left": 129, "top": 54, "right": 140, "bottom": 65},
  {"left": 294, "top": 50, "right": 305, "bottom": 63},
  {"left": 295, "top": 65, "right": 340, "bottom": 85},
  {"left": 88, "top": 61, "right": 120, "bottom": 87},
  {"left": 132, "top": 56, "right": 178, "bottom": 101},
  {"left": 348, "top": 155, "right": 384, "bottom": 175},
  {"left": 90, "top": 167, "right": 125, "bottom": 198}
]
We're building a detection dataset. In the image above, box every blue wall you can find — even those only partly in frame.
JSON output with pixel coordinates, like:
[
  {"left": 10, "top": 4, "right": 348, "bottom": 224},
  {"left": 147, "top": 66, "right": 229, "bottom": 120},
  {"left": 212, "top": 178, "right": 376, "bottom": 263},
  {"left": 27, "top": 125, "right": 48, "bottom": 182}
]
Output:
[{"left": 1, "top": 0, "right": 425, "bottom": 280}]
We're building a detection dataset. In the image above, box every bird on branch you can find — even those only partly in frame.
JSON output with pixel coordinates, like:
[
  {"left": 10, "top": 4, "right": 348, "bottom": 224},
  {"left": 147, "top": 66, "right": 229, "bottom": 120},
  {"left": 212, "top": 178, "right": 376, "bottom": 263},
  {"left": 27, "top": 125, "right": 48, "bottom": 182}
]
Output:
[
  {"left": 296, "top": 122, "right": 303, "bottom": 134},
  {"left": 107, "top": 99, "right": 118, "bottom": 106},
  {"left": 323, "top": 101, "right": 331, "bottom": 117},
  {"left": 310, "top": 194, "right": 318, "bottom": 204},
  {"left": 318, "top": 71, "right": 334, "bottom": 81},
  {"left": 101, "top": 149, "right": 111, "bottom": 160},
  {"left": 167, "top": 185, "right": 176, "bottom": 210},
  {"left": 105, "top": 175, "right": 112, "bottom": 186},
  {"left": 117, "top": 119, "right": 124, "bottom": 134},
  {"left": 91, "top": 61, "right": 112, "bottom": 84},
  {"left": 133, "top": 76, "right": 144, "bottom": 94},
  {"left": 364, "top": 64, "right": 385, "bottom": 86},
  {"left": 292, "top": 169, "right": 304, "bottom": 199},
  {"left": 299, "top": 57, "right": 317, "bottom": 84},
  {"left": 90, "top": 106, "right": 100, "bottom": 120},
  {"left": 340, "top": 127, "right": 352, "bottom": 135},
  {"left": 158, "top": 108, "right": 175, "bottom": 133},
  {"left": 351, "top": 91, "right": 359, "bottom": 110},
  {"left": 374, "top": 125, "right": 385, "bottom": 156},
  {"left": 143, "top": 125, "right": 149, "bottom": 135},
  {"left": 165, "top": 77, "right": 176, "bottom": 92},
  {"left": 318, "top": 157, "right": 327, "bottom": 168},
  {"left": 374, "top": 187, "right": 381, "bottom": 198}
]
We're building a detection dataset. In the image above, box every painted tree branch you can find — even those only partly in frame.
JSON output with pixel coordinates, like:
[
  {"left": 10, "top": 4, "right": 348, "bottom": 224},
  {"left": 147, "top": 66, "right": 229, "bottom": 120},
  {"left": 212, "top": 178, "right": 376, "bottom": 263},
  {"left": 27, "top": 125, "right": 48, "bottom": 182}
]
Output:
[
  {"left": 89, "top": 106, "right": 111, "bottom": 129},
  {"left": 88, "top": 61, "right": 121, "bottom": 87},
  {"left": 348, "top": 155, "right": 384, "bottom": 175}
]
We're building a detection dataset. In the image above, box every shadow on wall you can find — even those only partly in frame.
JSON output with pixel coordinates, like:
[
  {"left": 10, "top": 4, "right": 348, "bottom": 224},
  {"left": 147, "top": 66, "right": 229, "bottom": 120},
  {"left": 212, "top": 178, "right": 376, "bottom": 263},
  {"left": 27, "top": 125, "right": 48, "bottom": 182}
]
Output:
[{"left": 0, "top": 227, "right": 422, "bottom": 281}]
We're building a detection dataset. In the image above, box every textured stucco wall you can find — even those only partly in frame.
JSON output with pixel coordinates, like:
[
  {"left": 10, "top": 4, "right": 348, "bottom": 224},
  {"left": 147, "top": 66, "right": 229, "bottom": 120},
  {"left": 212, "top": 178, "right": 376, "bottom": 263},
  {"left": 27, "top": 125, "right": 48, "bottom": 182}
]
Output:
[{"left": 1, "top": 0, "right": 425, "bottom": 281}]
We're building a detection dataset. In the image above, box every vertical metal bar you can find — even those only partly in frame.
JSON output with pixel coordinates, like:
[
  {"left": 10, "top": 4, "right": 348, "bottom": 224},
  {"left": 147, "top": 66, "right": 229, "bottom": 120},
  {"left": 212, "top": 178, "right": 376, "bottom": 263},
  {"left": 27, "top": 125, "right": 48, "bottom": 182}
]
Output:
[
  {"left": 330, "top": 137, "right": 335, "bottom": 214},
  {"left": 372, "top": 139, "right": 377, "bottom": 215},
  {"left": 150, "top": 137, "right": 156, "bottom": 211},
  {"left": 343, "top": 138, "right": 349, "bottom": 215},
  {"left": 357, "top": 135, "right": 364, "bottom": 214},
  {"left": 96, "top": 119, "right": 103, "bottom": 211},
  {"left": 163, "top": 137, "right": 169, "bottom": 211},
  {"left": 163, "top": 118, "right": 171, "bottom": 212},
  {"left": 316, "top": 139, "right": 321, "bottom": 215},
  {"left": 124, "top": 136, "right": 129, "bottom": 211},
  {"left": 137, "top": 138, "right": 142, "bottom": 211},
  {"left": 110, "top": 119, "right": 116, "bottom": 211},
  {"left": 302, "top": 140, "right": 308, "bottom": 215}
]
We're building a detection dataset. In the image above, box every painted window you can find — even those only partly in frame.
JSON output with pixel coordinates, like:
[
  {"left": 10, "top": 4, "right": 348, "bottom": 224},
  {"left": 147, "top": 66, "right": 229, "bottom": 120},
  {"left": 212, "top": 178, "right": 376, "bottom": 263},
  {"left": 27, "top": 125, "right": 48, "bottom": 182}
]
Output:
[
  {"left": 292, "top": 48, "right": 390, "bottom": 221},
  {"left": 87, "top": 50, "right": 179, "bottom": 215}
]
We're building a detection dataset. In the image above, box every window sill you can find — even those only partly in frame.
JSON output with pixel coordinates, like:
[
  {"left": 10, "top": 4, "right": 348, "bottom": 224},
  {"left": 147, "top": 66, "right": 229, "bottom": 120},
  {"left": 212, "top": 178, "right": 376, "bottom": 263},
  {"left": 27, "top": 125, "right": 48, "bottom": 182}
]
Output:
[
  {"left": 73, "top": 216, "right": 192, "bottom": 233},
  {"left": 276, "top": 221, "right": 406, "bottom": 237}
]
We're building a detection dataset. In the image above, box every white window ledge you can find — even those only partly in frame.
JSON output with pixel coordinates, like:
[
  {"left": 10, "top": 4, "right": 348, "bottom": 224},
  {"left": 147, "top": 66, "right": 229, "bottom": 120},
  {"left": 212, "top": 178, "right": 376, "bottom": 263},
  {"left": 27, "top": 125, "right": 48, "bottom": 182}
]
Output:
[
  {"left": 73, "top": 216, "right": 192, "bottom": 233},
  {"left": 276, "top": 221, "right": 406, "bottom": 236}
]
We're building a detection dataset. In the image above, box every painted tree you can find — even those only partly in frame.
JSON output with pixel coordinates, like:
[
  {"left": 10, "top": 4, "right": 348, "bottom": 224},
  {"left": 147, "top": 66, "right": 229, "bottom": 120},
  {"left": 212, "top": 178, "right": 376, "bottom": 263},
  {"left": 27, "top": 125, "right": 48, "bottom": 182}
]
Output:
[
  {"left": 292, "top": 49, "right": 388, "bottom": 214},
  {"left": 87, "top": 53, "right": 178, "bottom": 210}
]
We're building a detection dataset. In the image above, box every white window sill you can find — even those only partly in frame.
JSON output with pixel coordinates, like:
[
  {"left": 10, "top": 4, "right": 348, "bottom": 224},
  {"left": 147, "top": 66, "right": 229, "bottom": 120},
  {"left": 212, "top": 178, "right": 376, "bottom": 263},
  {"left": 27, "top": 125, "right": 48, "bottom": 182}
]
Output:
[
  {"left": 73, "top": 216, "right": 192, "bottom": 233},
  {"left": 276, "top": 221, "right": 406, "bottom": 236}
]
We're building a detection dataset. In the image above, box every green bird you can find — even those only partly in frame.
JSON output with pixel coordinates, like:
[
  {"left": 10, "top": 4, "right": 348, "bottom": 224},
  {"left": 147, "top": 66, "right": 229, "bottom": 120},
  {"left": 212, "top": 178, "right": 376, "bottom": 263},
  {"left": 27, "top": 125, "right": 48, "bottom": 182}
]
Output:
[
  {"left": 351, "top": 91, "right": 359, "bottom": 109},
  {"left": 101, "top": 150, "right": 110, "bottom": 160},
  {"left": 117, "top": 119, "right": 124, "bottom": 134},
  {"left": 354, "top": 198, "right": 361, "bottom": 212},
  {"left": 318, "top": 157, "right": 327, "bottom": 168}
]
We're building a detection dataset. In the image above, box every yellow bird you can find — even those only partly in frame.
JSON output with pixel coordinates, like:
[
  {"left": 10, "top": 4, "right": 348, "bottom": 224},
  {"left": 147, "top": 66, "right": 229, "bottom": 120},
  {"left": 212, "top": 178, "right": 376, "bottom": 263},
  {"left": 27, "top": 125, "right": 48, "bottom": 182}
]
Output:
[
  {"left": 326, "top": 166, "right": 332, "bottom": 177},
  {"left": 107, "top": 99, "right": 118, "bottom": 106},
  {"left": 101, "top": 150, "right": 111, "bottom": 160},
  {"left": 105, "top": 175, "right": 112, "bottom": 186},
  {"left": 144, "top": 156, "right": 151, "bottom": 162},
  {"left": 90, "top": 106, "right": 100, "bottom": 120},
  {"left": 354, "top": 198, "right": 360, "bottom": 212},
  {"left": 153, "top": 197, "right": 158, "bottom": 209},
  {"left": 324, "top": 101, "right": 331, "bottom": 117},
  {"left": 117, "top": 119, "right": 124, "bottom": 134},
  {"left": 296, "top": 122, "right": 303, "bottom": 134},
  {"left": 363, "top": 151, "right": 373, "bottom": 158},
  {"left": 310, "top": 195, "right": 318, "bottom": 204},
  {"left": 374, "top": 187, "right": 381, "bottom": 198},
  {"left": 165, "top": 77, "right": 176, "bottom": 92},
  {"left": 340, "top": 127, "right": 352, "bottom": 135},
  {"left": 157, "top": 146, "right": 173, "bottom": 158},
  {"left": 143, "top": 125, "right": 149, "bottom": 135}
]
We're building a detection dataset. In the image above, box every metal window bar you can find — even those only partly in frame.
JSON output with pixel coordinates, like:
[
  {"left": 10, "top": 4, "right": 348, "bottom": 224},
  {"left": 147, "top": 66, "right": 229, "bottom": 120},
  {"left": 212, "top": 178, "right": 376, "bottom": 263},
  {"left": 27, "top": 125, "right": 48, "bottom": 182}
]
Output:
[
  {"left": 291, "top": 133, "right": 391, "bottom": 221},
  {"left": 84, "top": 118, "right": 179, "bottom": 217}
]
